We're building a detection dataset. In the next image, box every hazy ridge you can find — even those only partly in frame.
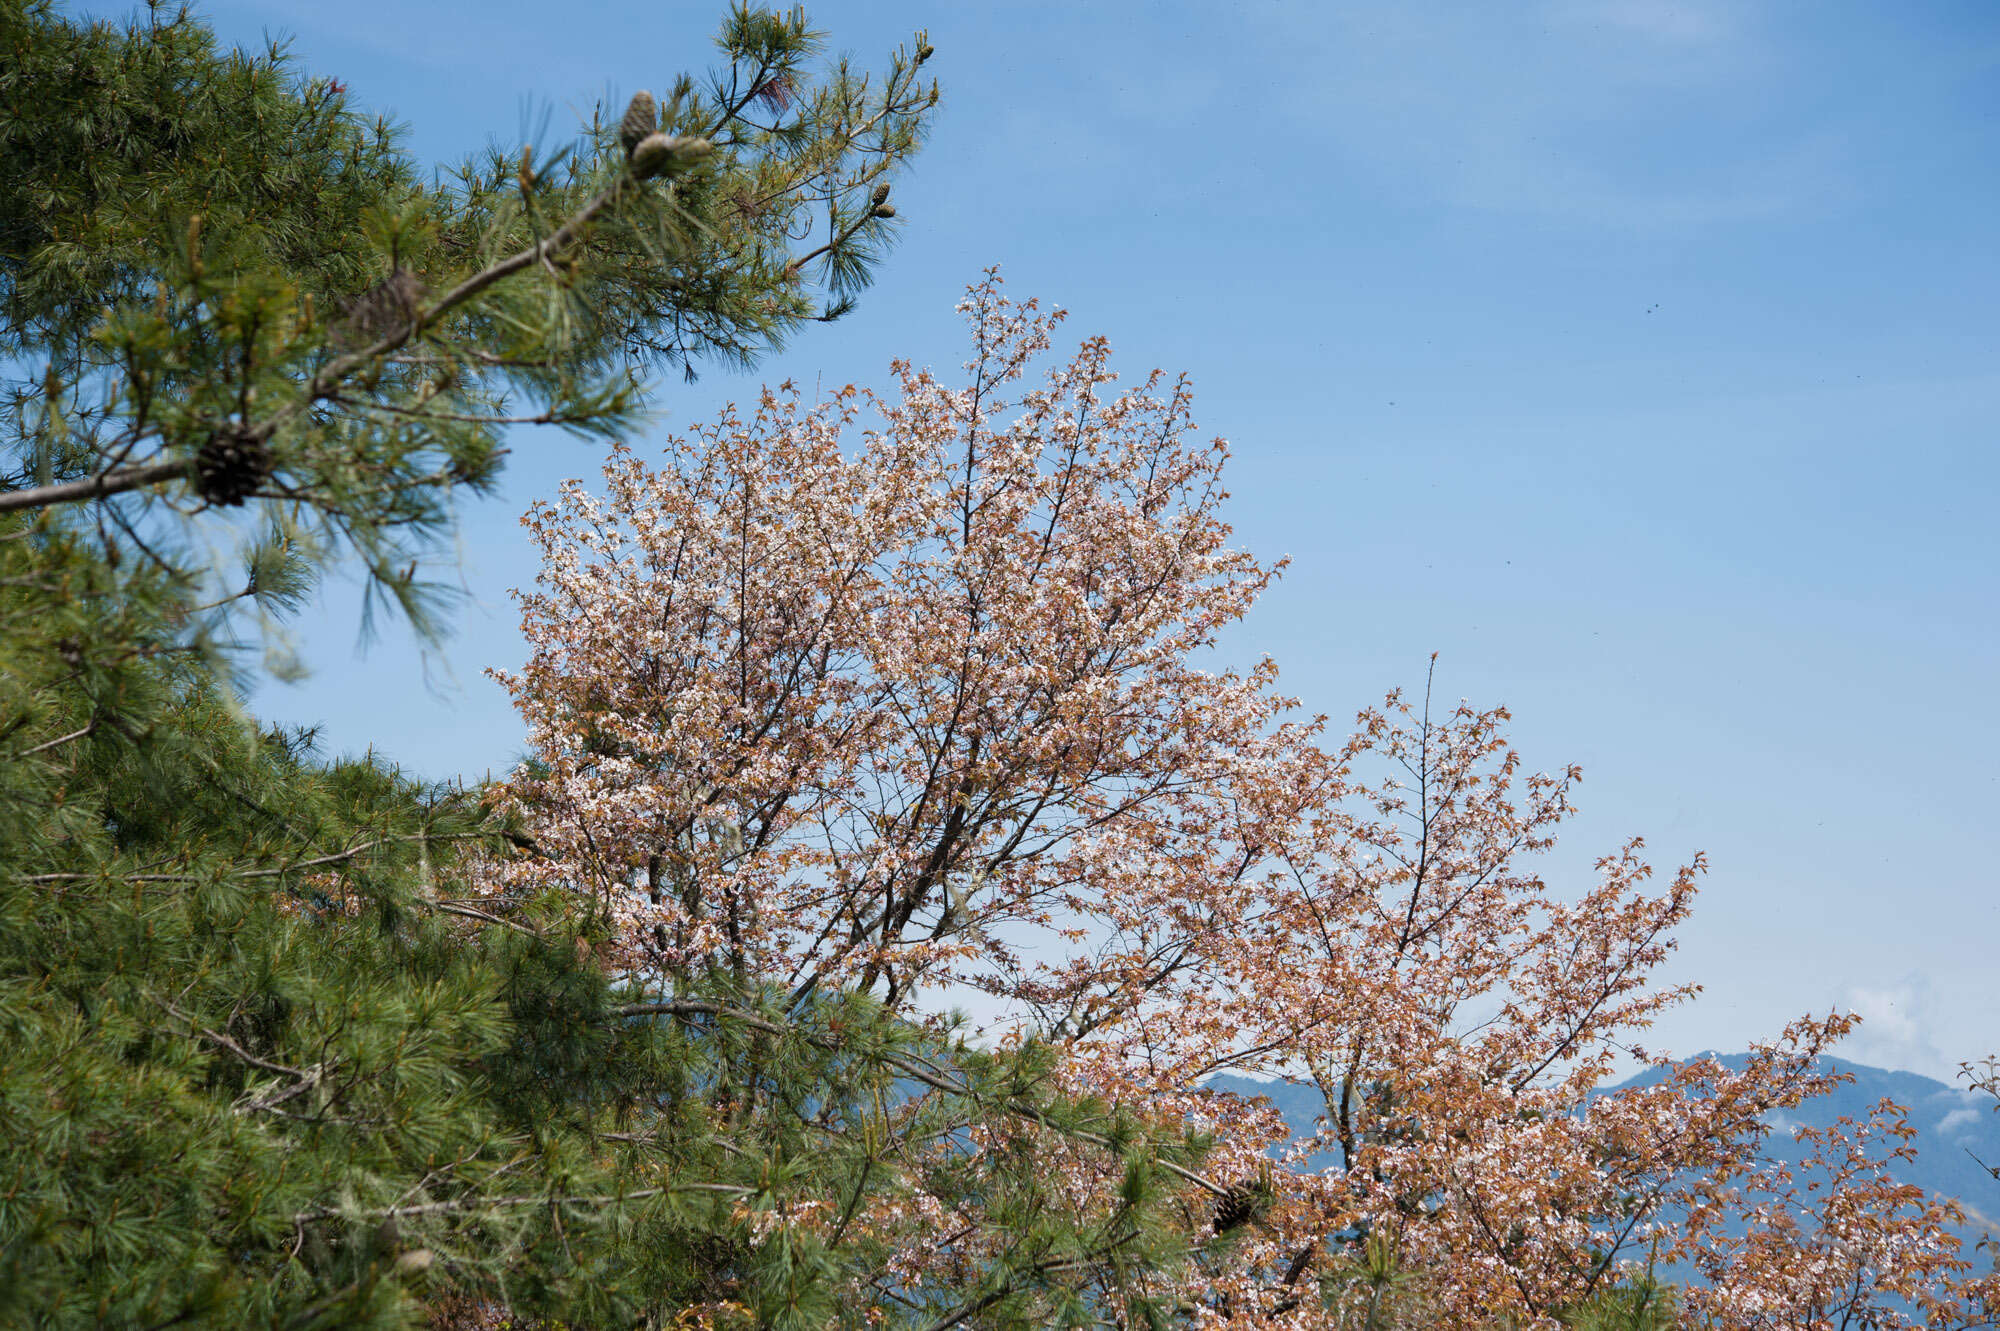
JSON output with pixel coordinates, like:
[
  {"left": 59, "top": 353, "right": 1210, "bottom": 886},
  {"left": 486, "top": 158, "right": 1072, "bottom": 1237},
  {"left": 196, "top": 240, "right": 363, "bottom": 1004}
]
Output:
[{"left": 1210, "top": 1055, "right": 2000, "bottom": 1246}]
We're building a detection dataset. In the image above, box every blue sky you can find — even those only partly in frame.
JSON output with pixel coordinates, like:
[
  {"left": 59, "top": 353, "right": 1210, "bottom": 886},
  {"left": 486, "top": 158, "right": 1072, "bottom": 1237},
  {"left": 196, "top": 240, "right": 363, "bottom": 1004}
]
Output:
[{"left": 122, "top": 0, "right": 2000, "bottom": 1079}]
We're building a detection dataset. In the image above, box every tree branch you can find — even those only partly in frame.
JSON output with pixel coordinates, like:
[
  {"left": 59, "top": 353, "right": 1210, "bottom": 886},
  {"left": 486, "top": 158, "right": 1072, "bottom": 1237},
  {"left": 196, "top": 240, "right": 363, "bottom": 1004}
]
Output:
[
  {"left": 610, "top": 998, "right": 1230, "bottom": 1199},
  {"left": 0, "top": 171, "right": 637, "bottom": 518}
]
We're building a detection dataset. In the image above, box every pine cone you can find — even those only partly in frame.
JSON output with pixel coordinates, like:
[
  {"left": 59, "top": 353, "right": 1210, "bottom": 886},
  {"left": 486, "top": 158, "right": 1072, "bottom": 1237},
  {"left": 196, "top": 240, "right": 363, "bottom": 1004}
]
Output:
[
  {"left": 1211, "top": 1170, "right": 1274, "bottom": 1235},
  {"left": 194, "top": 428, "right": 272, "bottom": 507},
  {"left": 1212, "top": 1184, "right": 1259, "bottom": 1234},
  {"left": 337, "top": 268, "right": 428, "bottom": 346},
  {"left": 619, "top": 90, "right": 657, "bottom": 156},
  {"left": 871, "top": 183, "right": 891, "bottom": 206},
  {"left": 629, "top": 132, "right": 713, "bottom": 181}
]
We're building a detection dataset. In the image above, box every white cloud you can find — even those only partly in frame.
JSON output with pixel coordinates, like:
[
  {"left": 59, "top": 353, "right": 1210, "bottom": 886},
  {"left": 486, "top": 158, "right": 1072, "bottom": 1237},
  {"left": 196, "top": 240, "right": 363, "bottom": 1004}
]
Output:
[
  {"left": 1835, "top": 975, "right": 1955, "bottom": 1081},
  {"left": 1937, "top": 1106, "right": 1984, "bottom": 1139}
]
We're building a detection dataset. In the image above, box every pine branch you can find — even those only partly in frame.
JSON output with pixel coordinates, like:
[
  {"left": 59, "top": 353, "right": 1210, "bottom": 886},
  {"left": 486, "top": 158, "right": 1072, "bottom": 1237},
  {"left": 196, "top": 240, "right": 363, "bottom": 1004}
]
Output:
[
  {"left": 293, "top": 1181, "right": 749, "bottom": 1225},
  {"left": 20, "top": 830, "right": 492, "bottom": 885},
  {"left": 609, "top": 998, "right": 1230, "bottom": 1199},
  {"left": 0, "top": 170, "right": 636, "bottom": 519}
]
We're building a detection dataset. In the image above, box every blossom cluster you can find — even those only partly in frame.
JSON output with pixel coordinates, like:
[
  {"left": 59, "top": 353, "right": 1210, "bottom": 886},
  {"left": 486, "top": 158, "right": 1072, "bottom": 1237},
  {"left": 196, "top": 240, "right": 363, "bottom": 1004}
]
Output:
[{"left": 488, "top": 275, "right": 1998, "bottom": 1329}]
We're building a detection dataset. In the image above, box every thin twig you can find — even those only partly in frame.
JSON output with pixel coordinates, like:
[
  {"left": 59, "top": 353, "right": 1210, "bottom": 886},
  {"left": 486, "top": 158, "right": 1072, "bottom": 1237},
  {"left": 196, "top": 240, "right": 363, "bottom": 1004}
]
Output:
[
  {"left": 19, "top": 722, "right": 95, "bottom": 756},
  {"left": 326, "top": 394, "right": 596, "bottom": 427},
  {"left": 22, "top": 830, "right": 491, "bottom": 884},
  {"left": 422, "top": 899, "right": 541, "bottom": 936},
  {"left": 294, "top": 1181, "right": 745, "bottom": 1225}
]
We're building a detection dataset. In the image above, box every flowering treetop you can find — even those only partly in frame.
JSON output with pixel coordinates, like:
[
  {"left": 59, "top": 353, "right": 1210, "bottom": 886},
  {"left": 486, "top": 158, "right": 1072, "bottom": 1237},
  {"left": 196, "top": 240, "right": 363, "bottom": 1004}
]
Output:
[{"left": 492, "top": 274, "right": 1998, "bottom": 1329}]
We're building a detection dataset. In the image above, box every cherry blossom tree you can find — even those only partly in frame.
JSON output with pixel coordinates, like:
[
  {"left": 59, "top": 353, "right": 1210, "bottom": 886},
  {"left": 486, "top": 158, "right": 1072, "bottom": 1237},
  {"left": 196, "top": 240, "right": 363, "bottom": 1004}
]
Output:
[
  {"left": 490, "top": 273, "right": 1997, "bottom": 1329},
  {"left": 1683, "top": 1100, "right": 1991, "bottom": 1329}
]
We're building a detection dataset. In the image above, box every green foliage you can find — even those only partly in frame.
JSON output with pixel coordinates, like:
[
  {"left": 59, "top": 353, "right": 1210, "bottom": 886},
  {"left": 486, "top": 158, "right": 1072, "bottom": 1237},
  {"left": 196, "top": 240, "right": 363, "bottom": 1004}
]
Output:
[
  {"left": 1304, "top": 1228, "right": 1685, "bottom": 1331},
  {"left": 0, "top": 0, "right": 936, "bottom": 653},
  {"left": 0, "top": 0, "right": 405, "bottom": 359},
  {"left": 0, "top": 514, "right": 1213, "bottom": 1327},
  {"left": 1557, "top": 1277, "right": 1680, "bottom": 1331}
]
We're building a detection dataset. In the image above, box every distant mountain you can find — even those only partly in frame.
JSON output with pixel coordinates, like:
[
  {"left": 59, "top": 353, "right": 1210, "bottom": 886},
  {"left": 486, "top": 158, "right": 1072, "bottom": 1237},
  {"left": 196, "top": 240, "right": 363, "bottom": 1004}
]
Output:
[
  {"left": 1209, "top": 1056, "right": 2000, "bottom": 1241},
  {"left": 1204, "top": 1072, "right": 1343, "bottom": 1171},
  {"left": 1613, "top": 1054, "right": 2000, "bottom": 1236}
]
